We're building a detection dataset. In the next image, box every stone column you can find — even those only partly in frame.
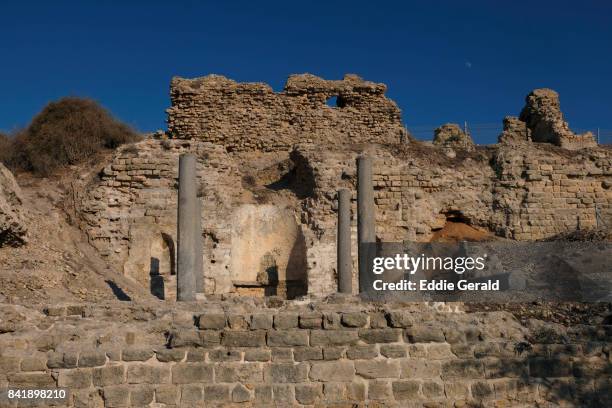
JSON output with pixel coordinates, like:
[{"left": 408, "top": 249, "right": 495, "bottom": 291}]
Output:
[
  {"left": 195, "top": 195, "right": 204, "bottom": 294},
  {"left": 337, "top": 188, "right": 352, "bottom": 294},
  {"left": 357, "top": 156, "right": 375, "bottom": 293},
  {"left": 177, "top": 154, "right": 197, "bottom": 301}
]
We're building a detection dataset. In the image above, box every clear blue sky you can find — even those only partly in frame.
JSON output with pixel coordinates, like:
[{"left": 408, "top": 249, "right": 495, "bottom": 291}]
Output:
[{"left": 1, "top": 1, "right": 611, "bottom": 144}]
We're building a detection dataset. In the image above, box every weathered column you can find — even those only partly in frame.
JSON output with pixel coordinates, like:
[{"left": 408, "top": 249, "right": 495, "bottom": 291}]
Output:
[
  {"left": 194, "top": 195, "right": 204, "bottom": 294},
  {"left": 337, "top": 188, "right": 352, "bottom": 294},
  {"left": 357, "top": 156, "right": 375, "bottom": 293},
  {"left": 177, "top": 154, "right": 197, "bottom": 301}
]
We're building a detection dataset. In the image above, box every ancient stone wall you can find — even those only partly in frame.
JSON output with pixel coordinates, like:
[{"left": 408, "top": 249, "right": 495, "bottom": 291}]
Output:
[
  {"left": 166, "top": 74, "right": 408, "bottom": 152},
  {"left": 75, "top": 138, "right": 611, "bottom": 298},
  {"left": 1, "top": 301, "right": 610, "bottom": 407}
]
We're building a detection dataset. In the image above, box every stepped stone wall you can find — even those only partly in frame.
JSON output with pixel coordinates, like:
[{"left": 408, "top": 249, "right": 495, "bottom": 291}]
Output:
[{"left": 0, "top": 301, "right": 610, "bottom": 407}]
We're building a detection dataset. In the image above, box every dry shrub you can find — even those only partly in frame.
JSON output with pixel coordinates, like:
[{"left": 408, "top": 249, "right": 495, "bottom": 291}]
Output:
[
  {"left": 7, "top": 97, "right": 141, "bottom": 175},
  {"left": 0, "top": 132, "right": 10, "bottom": 164}
]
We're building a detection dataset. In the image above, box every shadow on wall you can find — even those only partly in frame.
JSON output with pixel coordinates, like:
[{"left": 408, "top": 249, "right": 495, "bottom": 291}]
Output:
[
  {"left": 231, "top": 205, "right": 308, "bottom": 299},
  {"left": 149, "top": 233, "right": 177, "bottom": 300}
]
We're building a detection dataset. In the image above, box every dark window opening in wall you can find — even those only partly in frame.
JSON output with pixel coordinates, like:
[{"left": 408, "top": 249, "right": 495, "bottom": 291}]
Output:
[
  {"left": 326, "top": 95, "right": 348, "bottom": 108},
  {"left": 150, "top": 257, "right": 165, "bottom": 300},
  {"left": 444, "top": 210, "right": 471, "bottom": 224}
]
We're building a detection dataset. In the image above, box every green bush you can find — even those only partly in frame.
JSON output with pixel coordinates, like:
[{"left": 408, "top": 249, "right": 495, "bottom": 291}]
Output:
[{"left": 5, "top": 97, "right": 141, "bottom": 175}]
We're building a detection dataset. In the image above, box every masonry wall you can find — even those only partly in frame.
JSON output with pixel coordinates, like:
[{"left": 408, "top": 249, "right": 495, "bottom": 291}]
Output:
[
  {"left": 74, "top": 138, "right": 612, "bottom": 298},
  {"left": 1, "top": 302, "right": 610, "bottom": 407},
  {"left": 166, "top": 74, "right": 408, "bottom": 152}
]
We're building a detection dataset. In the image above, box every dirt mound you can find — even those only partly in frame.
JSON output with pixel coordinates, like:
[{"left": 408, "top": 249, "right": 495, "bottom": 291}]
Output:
[
  {"left": 430, "top": 220, "right": 495, "bottom": 242},
  {"left": 0, "top": 171, "right": 153, "bottom": 305}
]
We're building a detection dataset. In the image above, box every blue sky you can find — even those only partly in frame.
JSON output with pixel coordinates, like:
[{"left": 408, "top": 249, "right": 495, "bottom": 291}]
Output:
[{"left": 1, "top": 1, "right": 611, "bottom": 144}]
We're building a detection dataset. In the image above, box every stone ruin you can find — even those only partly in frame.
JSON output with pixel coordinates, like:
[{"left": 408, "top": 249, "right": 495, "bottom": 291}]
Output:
[
  {"left": 71, "top": 74, "right": 611, "bottom": 301},
  {"left": 518, "top": 88, "right": 597, "bottom": 149},
  {"left": 432, "top": 123, "right": 474, "bottom": 151},
  {"left": 1, "top": 74, "right": 611, "bottom": 407}
]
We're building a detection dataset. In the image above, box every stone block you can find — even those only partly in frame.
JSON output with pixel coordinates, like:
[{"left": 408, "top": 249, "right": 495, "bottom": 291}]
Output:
[
  {"left": 222, "top": 330, "right": 266, "bottom": 347},
  {"left": 309, "top": 361, "right": 355, "bottom": 382},
  {"left": 172, "top": 363, "right": 213, "bottom": 384},
  {"left": 93, "top": 365, "right": 125, "bottom": 387},
  {"left": 380, "top": 344, "right": 407, "bottom": 358},
  {"left": 0, "top": 356, "right": 20, "bottom": 373},
  {"left": 204, "top": 384, "right": 230, "bottom": 401},
  {"left": 208, "top": 349, "right": 241, "bottom": 362},
  {"left": 323, "top": 347, "right": 344, "bottom": 360},
  {"left": 346, "top": 382, "right": 366, "bottom": 400},
  {"left": 102, "top": 385, "right": 130, "bottom": 408},
  {"left": 232, "top": 383, "right": 252, "bottom": 403},
  {"left": 265, "top": 363, "right": 308, "bottom": 383},
  {"left": 127, "top": 364, "right": 171, "bottom": 384},
  {"left": 368, "top": 380, "right": 392, "bottom": 400},
  {"left": 341, "top": 312, "right": 369, "bottom": 328},
  {"left": 387, "top": 311, "right": 413, "bottom": 328},
  {"left": 156, "top": 348, "right": 185, "bottom": 362},
  {"left": 274, "top": 314, "right": 298, "bottom": 329},
  {"left": 471, "top": 381, "right": 494, "bottom": 399},
  {"left": 392, "top": 380, "right": 420, "bottom": 400},
  {"left": 227, "top": 314, "right": 248, "bottom": 330},
  {"left": 215, "top": 362, "right": 263, "bottom": 383},
  {"left": 197, "top": 313, "right": 226, "bottom": 330},
  {"left": 185, "top": 348, "right": 206, "bottom": 362},
  {"left": 441, "top": 360, "right": 485, "bottom": 379},
  {"left": 46, "top": 352, "right": 77, "bottom": 369},
  {"left": 8, "top": 372, "right": 56, "bottom": 387},
  {"left": 293, "top": 347, "right": 323, "bottom": 361},
  {"left": 310, "top": 330, "right": 359, "bottom": 346},
  {"left": 400, "top": 359, "right": 441, "bottom": 379},
  {"left": 254, "top": 385, "right": 273, "bottom": 403},
  {"left": 422, "top": 380, "right": 444, "bottom": 398},
  {"left": 20, "top": 357, "right": 47, "bottom": 372},
  {"left": 167, "top": 330, "right": 201, "bottom": 348},
  {"left": 295, "top": 383, "right": 322, "bottom": 404},
  {"left": 355, "top": 360, "right": 400, "bottom": 379},
  {"left": 272, "top": 384, "right": 295, "bottom": 402},
  {"left": 202, "top": 330, "right": 222, "bottom": 347},
  {"left": 250, "top": 313, "right": 273, "bottom": 330},
  {"left": 129, "top": 385, "right": 154, "bottom": 406},
  {"left": 267, "top": 330, "right": 309, "bottom": 347},
  {"left": 57, "top": 368, "right": 92, "bottom": 388},
  {"left": 346, "top": 345, "right": 378, "bottom": 360},
  {"left": 405, "top": 325, "right": 445, "bottom": 343},
  {"left": 369, "top": 312, "right": 388, "bottom": 328},
  {"left": 358, "top": 329, "right": 401, "bottom": 344},
  {"left": 271, "top": 348, "right": 293, "bottom": 362},
  {"left": 323, "top": 312, "right": 342, "bottom": 329},
  {"left": 299, "top": 313, "right": 323, "bottom": 329},
  {"left": 445, "top": 381, "right": 470, "bottom": 399},
  {"left": 122, "top": 347, "right": 154, "bottom": 362},
  {"left": 529, "top": 357, "right": 572, "bottom": 378},
  {"left": 180, "top": 384, "right": 203, "bottom": 404},
  {"left": 78, "top": 350, "right": 107, "bottom": 367},
  {"left": 155, "top": 385, "right": 179, "bottom": 405},
  {"left": 426, "top": 343, "right": 454, "bottom": 359},
  {"left": 244, "top": 349, "right": 271, "bottom": 362}
]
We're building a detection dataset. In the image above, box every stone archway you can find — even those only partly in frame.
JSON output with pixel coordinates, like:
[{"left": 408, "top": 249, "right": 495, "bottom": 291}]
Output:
[
  {"left": 230, "top": 205, "right": 307, "bottom": 298},
  {"left": 149, "top": 233, "right": 176, "bottom": 300}
]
